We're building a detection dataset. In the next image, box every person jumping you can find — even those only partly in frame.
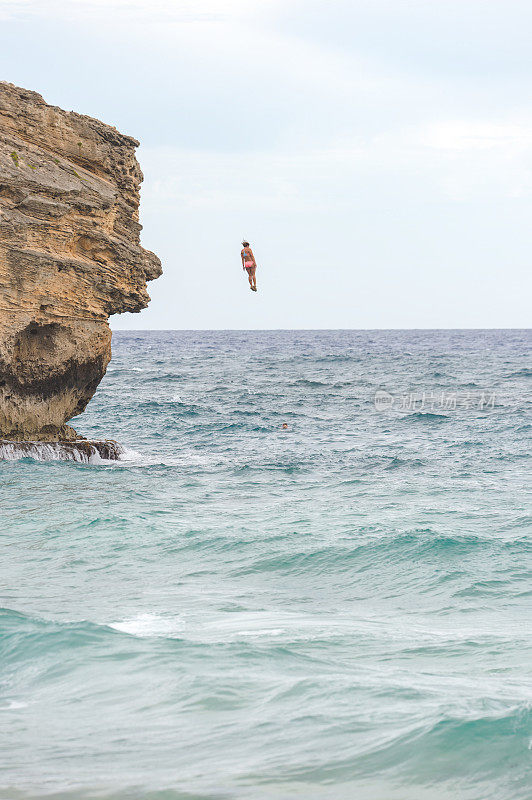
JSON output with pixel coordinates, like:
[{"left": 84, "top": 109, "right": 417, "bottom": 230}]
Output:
[{"left": 241, "top": 240, "right": 257, "bottom": 292}]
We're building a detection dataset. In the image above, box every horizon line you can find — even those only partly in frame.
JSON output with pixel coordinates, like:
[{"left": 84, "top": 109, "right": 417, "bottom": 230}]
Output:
[{"left": 110, "top": 327, "right": 531, "bottom": 332}]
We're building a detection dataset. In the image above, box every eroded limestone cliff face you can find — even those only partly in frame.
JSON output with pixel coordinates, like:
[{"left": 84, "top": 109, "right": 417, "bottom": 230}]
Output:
[{"left": 0, "top": 82, "right": 161, "bottom": 440}]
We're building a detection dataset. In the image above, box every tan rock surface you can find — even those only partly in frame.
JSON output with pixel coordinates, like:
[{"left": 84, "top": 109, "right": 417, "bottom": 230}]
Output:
[{"left": 0, "top": 82, "right": 161, "bottom": 440}]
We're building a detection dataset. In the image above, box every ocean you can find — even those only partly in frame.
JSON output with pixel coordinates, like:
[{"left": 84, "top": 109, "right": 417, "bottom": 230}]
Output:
[{"left": 1, "top": 329, "right": 531, "bottom": 800}]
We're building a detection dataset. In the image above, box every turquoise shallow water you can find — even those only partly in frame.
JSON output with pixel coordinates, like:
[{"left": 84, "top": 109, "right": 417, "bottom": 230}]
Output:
[{"left": 1, "top": 330, "right": 531, "bottom": 800}]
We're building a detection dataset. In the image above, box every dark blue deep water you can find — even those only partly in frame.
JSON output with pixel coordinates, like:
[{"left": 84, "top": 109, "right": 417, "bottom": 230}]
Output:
[{"left": 1, "top": 330, "right": 531, "bottom": 799}]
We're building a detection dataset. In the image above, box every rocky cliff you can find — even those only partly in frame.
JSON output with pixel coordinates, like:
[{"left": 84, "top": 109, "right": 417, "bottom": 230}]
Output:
[{"left": 0, "top": 82, "right": 161, "bottom": 442}]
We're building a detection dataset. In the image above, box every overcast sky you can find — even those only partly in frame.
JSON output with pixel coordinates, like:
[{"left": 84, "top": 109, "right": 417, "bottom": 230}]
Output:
[{"left": 2, "top": 0, "right": 531, "bottom": 328}]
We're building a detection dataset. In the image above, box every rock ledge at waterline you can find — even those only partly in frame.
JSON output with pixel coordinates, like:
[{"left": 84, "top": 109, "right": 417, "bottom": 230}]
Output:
[{"left": 0, "top": 82, "right": 161, "bottom": 456}]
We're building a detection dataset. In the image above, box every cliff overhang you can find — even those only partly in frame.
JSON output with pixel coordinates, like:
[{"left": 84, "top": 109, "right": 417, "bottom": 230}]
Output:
[{"left": 0, "top": 82, "right": 161, "bottom": 444}]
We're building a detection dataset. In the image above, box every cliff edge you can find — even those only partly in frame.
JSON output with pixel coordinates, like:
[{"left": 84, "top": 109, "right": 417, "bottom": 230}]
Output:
[{"left": 0, "top": 82, "right": 161, "bottom": 441}]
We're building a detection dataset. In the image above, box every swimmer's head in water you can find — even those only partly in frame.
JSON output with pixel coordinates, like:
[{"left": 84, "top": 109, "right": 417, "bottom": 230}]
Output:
[{"left": 282, "top": 423, "right": 288, "bottom": 429}]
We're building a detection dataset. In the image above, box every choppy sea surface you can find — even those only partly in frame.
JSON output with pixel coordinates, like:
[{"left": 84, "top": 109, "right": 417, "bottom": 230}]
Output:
[{"left": 1, "top": 329, "right": 531, "bottom": 800}]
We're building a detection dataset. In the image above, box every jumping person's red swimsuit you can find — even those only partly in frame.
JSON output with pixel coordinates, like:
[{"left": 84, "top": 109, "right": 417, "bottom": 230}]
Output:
[{"left": 242, "top": 247, "right": 255, "bottom": 270}]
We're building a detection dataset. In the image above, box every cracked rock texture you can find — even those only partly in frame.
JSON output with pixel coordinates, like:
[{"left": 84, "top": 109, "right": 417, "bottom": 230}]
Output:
[{"left": 0, "top": 82, "right": 161, "bottom": 440}]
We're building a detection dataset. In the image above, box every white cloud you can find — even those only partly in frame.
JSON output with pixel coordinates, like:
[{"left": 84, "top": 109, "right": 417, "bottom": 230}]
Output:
[
  {"left": 404, "top": 120, "right": 532, "bottom": 200},
  {"left": 420, "top": 120, "right": 532, "bottom": 153},
  {"left": 139, "top": 116, "right": 532, "bottom": 218},
  {"left": 0, "top": 0, "right": 280, "bottom": 21}
]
